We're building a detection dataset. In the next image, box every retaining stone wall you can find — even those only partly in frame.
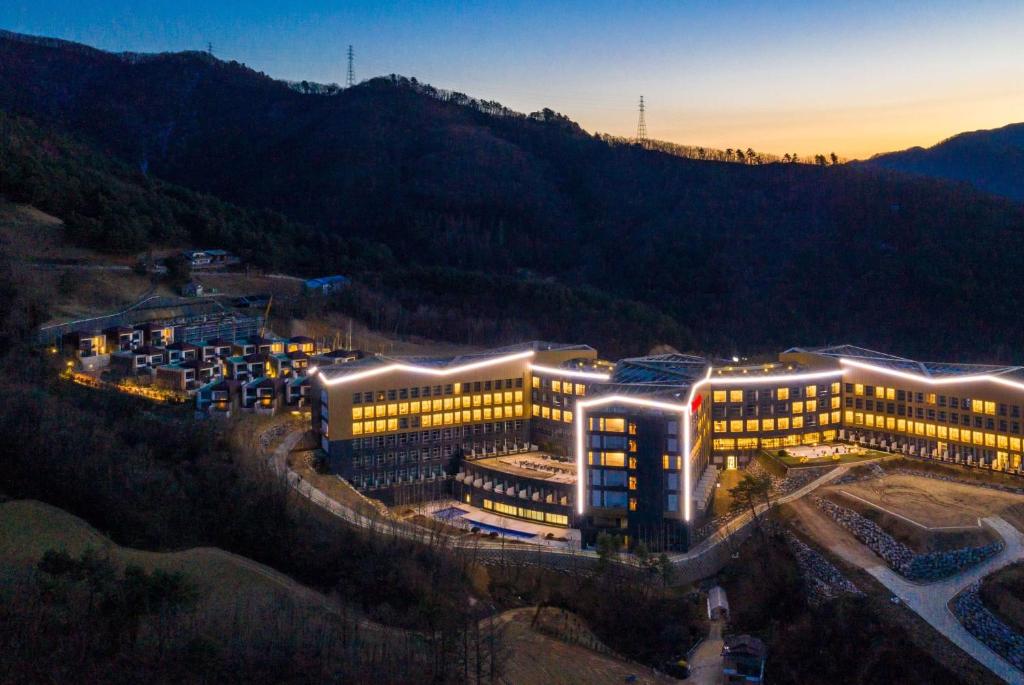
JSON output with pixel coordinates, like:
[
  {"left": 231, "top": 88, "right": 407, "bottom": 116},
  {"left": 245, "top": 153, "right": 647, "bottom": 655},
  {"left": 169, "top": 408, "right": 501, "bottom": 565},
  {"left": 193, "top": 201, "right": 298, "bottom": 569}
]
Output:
[{"left": 813, "top": 497, "right": 1002, "bottom": 582}]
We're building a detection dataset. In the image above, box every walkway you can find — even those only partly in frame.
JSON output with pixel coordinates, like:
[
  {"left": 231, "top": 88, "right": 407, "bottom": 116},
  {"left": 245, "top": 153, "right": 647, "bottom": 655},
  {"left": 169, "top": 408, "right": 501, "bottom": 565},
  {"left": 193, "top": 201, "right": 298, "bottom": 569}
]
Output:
[
  {"left": 687, "top": 619, "right": 724, "bottom": 685},
  {"left": 795, "top": 499, "right": 1024, "bottom": 684}
]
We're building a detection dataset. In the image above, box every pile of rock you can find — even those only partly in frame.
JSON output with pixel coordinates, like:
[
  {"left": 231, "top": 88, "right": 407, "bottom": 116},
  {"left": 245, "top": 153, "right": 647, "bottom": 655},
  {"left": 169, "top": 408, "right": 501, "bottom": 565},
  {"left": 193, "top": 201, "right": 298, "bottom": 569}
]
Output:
[
  {"left": 813, "top": 497, "right": 1003, "bottom": 581},
  {"left": 785, "top": 531, "right": 860, "bottom": 604},
  {"left": 893, "top": 468, "right": 1024, "bottom": 495},
  {"left": 834, "top": 462, "right": 886, "bottom": 485},
  {"left": 748, "top": 459, "right": 831, "bottom": 496},
  {"left": 953, "top": 583, "right": 1024, "bottom": 671}
]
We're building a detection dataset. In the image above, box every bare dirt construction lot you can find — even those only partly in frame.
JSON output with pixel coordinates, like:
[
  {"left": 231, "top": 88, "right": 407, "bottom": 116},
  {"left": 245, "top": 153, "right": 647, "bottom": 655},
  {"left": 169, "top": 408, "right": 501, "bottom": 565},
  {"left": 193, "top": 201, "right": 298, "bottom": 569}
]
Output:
[{"left": 819, "top": 472, "right": 1024, "bottom": 551}]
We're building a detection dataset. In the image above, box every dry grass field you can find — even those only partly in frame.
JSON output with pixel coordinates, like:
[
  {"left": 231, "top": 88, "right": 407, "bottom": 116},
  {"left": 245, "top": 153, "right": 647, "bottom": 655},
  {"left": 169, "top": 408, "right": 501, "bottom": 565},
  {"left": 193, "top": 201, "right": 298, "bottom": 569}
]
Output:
[
  {"left": 822, "top": 472, "right": 1024, "bottom": 528},
  {"left": 0, "top": 499, "right": 339, "bottom": 623},
  {"left": 496, "top": 607, "right": 677, "bottom": 685}
]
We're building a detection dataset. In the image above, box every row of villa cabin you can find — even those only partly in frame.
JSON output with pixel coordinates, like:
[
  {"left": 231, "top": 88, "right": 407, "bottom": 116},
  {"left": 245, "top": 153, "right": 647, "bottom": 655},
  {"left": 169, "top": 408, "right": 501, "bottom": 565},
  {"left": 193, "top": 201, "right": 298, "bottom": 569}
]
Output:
[{"left": 195, "top": 375, "right": 311, "bottom": 418}]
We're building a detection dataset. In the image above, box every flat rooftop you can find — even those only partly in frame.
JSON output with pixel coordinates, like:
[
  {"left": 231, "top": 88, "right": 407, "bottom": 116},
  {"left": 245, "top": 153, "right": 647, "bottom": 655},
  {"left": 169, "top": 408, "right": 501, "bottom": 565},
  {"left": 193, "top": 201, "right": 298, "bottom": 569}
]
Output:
[{"left": 470, "top": 451, "right": 577, "bottom": 484}]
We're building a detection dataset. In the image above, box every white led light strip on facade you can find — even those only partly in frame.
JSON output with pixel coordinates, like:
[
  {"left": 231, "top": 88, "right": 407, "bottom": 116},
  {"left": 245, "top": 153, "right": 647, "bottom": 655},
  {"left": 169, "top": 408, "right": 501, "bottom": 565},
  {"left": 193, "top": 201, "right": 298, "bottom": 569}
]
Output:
[
  {"left": 528, "top": 363, "right": 611, "bottom": 381},
  {"left": 840, "top": 358, "right": 1024, "bottom": 391},
  {"left": 314, "top": 350, "right": 535, "bottom": 386}
]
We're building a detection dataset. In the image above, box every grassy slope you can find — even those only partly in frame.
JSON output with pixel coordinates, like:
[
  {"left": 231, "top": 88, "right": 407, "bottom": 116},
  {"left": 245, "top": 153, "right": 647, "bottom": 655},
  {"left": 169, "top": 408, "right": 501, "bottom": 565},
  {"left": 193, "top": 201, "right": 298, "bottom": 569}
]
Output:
[
  {"left": 0, "top": 499, "right": 335, "bottom": 620},
  {"left": 0, "top": 499, "right": 658, "bottom": 684}
]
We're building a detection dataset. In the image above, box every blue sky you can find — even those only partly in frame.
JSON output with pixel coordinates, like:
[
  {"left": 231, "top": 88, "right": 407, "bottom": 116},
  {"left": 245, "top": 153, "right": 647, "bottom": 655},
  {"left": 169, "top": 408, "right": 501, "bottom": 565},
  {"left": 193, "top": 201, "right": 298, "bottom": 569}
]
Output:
[{"left": 2, "top": 1, "right": 1022, "bottom": 157}]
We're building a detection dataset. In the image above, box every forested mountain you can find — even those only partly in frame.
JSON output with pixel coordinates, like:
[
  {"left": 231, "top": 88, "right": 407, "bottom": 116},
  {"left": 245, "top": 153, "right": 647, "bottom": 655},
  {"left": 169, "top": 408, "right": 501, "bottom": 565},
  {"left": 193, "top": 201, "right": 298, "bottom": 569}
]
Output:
[
  {"left": 863, "top": 123, "right": 1024, "bottom": 201},
  {"left": 2, "top": 29, "right": 1024, "bottom": 361}
]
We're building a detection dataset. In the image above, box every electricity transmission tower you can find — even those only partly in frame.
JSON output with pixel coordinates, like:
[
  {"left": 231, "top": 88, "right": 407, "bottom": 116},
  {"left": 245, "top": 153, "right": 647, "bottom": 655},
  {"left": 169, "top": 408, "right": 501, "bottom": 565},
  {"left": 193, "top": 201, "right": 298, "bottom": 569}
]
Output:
[
  {"left": 635, "top": 96, "right": 648, "bottom": 148},
  {"left": 346, "top": 45, "right": 355, "bottom": 87}
]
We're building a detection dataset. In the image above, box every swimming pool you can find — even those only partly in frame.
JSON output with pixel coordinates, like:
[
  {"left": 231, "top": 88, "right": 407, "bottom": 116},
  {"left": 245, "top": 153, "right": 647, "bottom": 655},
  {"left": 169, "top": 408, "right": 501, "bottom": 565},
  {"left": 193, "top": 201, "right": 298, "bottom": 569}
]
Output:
[{"left": 462, "top": 519, "right": 537, "bottom": 540}]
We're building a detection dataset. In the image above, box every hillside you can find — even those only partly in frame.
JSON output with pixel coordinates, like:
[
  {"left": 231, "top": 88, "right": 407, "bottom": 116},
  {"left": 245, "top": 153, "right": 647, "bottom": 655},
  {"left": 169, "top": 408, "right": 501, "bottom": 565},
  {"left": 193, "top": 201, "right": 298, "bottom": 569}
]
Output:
[
  {"left": 863, "top": 123, "right": 1024, "bottom": 201},
  {"left": 3, "top": 30, "right": 1024, "bottom": 361},
  {"left": 0, "top": 499, "right": 667, "bottom": 685}
]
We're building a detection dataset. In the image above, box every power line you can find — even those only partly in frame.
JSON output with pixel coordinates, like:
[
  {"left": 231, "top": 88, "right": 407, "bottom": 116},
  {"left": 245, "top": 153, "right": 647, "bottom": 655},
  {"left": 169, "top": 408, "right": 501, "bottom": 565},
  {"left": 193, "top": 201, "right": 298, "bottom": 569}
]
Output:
[
  {"left": 346, "top": 45, "right": 355, "bottom": 88},
  {"left": 635, "top": 95, "right": 648, "bottom": 147}
]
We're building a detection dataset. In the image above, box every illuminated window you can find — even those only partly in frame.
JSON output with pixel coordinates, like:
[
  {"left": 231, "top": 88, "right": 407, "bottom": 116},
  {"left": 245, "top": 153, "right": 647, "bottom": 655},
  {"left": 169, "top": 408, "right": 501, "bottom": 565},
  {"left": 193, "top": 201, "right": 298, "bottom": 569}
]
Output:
[
  {"left": 604, "top": 452, "right": 626, "bottom": 467},
  {"left": 514, "top": 390, "right": 523, "bottom": 402},
  {"left": 886, "top": 387, "right": 895, "bottom": 400},
  {"left": 819, "top": 413, "right": 830, "bottom": 425},
  {"left": 713, "top": 420, "right": 727, "bottom": 433},
  {"left": 575, "top": 384, "right": 586, "bottom": 396},
  {"left": 831, "top": 382, "right": 840, "bottom": 394},
  {"left": 762, "top": 418, "right": 775, "bottom": 431},
  {"left": 563, "top": 410, "right": 573, "bottom": 423},
  {"left": 875, "top": 386, "right": 885, "bottom": 399},
  {"left": 628, "top": 476, "right": 637, "bottom": 490},
  {"left": 985, "top": 401, "right": 996, "bottom": 416},
  {"left": 375, "top": 419, "right": 386, "bottom": 433},
  {"left": 552, "top": 409, "right": 562, "bottom": 422},
  {"left": 926, "top": 393, "right": 937, "bottom": 405},
  {"left": 729, "top": 390, "right": 743, "bottom": 403},
  {"left": 806, "top": 400, "right": 817, "bottom": 413},
  {"left": 713, "top": 438, "right": 735, "bottom": 450},
  {"left": 844, "top": 410, "right": 853, "bottom": 423},
  {"left": 777, "top": 387, "right": 789, "bottom": 400},
  {"left": 793, "top": 416, "right": 804, "bottom": 428},
  {"left": 806, "top": 385, "right": 817, "bottom": 397},
  {"left": 737, "top": 438, "right": 758, "bottom": 449},
  {"left": 603, "top": 418, "right": 626, "bottom": 432},
  {"left": 713, "top": 390, "right": 727, "bottom": 403},
  {"left": 778, "top": 417, "right": 790, "bottom": 430},
  {"left": 854, "top": 384, "right": 864, "bottom": 396},
  {"left": 629, "top": 498, "right": 637, "bottom": 512},
  {"left": 387, "top": 418, "right": 398, "bottom": 431},
  {"left": 831, "top": 396, "right": 840, "bottom": 409},
  {"left": 629, "top": 456, "right": 637, "bottom": 469},
  {"left": 792, "top": 401, "right": 804, "bottom": 414},
  {"left": 729, "top": 420, "right": 744, "bottom": 433},
  {"left": 352, "top": 407, "right": 363, "bottom": 420},
  {"left": 745, "top": 419, "right": 758, "bottom": 432},
  {"left": 352, "top": 422, "right": 363, "bottom": 435},
  {"left": 552, "top": 380, "right": 562, "bottom": 393},
  {"left": 531, "top": 405, "right": 540, "bottom": 417}
]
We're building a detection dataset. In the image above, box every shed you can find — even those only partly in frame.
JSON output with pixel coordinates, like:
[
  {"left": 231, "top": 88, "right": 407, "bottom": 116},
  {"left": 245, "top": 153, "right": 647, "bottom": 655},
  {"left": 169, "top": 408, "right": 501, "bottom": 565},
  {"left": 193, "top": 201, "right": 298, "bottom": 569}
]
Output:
[
  {"left": 304, "top": 275, "right": 350, "bottom": 295},
  {"left": 707, "top": 585, "right": 730, "bottom": 621}
]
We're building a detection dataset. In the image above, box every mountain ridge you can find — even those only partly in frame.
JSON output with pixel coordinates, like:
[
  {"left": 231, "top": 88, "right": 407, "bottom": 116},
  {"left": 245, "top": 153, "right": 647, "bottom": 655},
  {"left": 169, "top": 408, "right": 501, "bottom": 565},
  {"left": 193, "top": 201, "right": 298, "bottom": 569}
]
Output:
[
  {"left": 2, "top": 29, "right": 1024, "bottom": 361},
  {"left": 862, "top": 122, "right": 1024, "bottom": 201}
]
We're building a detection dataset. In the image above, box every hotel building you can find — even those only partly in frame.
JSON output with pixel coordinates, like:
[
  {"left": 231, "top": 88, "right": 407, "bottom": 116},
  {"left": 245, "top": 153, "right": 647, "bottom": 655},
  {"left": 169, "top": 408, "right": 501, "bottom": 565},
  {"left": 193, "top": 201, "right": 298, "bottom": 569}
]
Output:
[{"left": 311, "top": 342, "right": 1024, "bottom": 551}]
